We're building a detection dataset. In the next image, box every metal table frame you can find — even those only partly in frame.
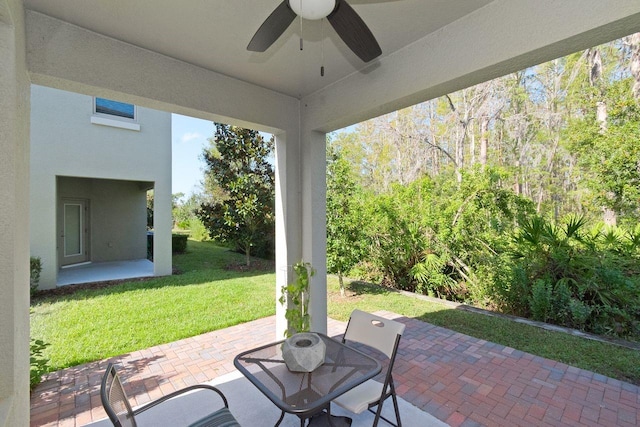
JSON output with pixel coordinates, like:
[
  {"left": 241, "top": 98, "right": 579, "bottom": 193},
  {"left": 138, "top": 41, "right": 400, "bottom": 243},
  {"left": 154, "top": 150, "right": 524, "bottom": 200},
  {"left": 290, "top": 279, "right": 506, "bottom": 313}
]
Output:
[{"left": 234, "top": 333, "right": 381, "bottom": 427}]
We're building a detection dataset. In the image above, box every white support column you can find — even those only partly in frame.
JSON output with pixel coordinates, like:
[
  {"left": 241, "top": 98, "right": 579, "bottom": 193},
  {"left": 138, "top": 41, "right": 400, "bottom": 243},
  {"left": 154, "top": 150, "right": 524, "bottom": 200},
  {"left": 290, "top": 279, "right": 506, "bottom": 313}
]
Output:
[
  {"left": 153, "top": 141, "right": 173, "bottom": 276},
  {"left": 0, "top": 0, "right": 31, "bottom": 425},
  {"left": 153, "top": 177, "right": 172, "bottom": 277},
  {"left": 274, "top": 130, "right": 302, "bottom": 338},
  {"left": 274, "top": 126, "right": 328, "bottom": 337},
  {"left": 301, "top": 130, "right": 327, "bottom": 335}
]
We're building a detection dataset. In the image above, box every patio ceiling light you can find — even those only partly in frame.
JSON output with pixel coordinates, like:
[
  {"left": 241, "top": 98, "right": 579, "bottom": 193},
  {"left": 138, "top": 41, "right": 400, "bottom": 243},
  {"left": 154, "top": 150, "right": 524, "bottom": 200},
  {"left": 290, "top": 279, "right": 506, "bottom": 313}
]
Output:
[{"left": 290, "top": 0, "right": 336, "bottom": 21}]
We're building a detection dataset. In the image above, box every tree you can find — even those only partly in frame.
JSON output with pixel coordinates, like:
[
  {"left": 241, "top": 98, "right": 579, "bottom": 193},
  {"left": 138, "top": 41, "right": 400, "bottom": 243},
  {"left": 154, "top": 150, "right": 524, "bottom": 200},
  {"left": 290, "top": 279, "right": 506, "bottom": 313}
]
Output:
[
  {"left": 326, "top": 144, "right": 365, "bottom": 296},
  {"left": 196, "top": 123, "right": 275, "bottom": 265},
  {"left": 565, "top": 80, "right": 640, "bottom": 223}
]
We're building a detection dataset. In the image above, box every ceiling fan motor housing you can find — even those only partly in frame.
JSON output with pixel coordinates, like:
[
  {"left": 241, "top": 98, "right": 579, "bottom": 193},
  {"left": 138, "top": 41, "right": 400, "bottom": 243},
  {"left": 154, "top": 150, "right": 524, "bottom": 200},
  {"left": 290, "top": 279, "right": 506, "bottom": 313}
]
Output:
[{"left": 289, "top": 0, "right": 337, "bottom": 20}]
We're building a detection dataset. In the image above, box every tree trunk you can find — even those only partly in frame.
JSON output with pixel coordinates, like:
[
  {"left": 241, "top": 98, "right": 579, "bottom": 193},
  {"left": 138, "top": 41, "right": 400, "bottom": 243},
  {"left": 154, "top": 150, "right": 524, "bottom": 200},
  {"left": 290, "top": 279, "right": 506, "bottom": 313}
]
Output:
[
  {"left": 626, "top": 32, "right": 640, "bottom": 99},
  {"left": 588, "top": 47, "right": 617, "bottom": 225},
  {"left": 603, "top": 208, "right": 617, "bottom": 227},
  {"left": 514, "top": 160, "right": 522, "bottom": 195},
  {"left": 596, "top": 101, "right": 607, "bottom": 133},
  {"left": 338, "top": 271, "right": 345, "bottom": 298},
  {"left": 455, "top": 126, "right": 464, "bottom": 183},
  {"left": 479, "top": 115, "right": 489, "bottom": 168}
]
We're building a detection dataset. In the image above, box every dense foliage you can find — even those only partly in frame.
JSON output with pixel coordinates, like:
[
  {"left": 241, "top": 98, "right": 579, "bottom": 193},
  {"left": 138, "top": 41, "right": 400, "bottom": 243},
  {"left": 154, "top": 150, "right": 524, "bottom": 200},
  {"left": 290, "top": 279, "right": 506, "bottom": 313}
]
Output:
[
  {"left": 196, "top": 124, "right": 275, "bottom": 264},
  {"left": 30, "top": 338, "right": 50, "bottom": 389},
  {"left": 327, "top": 35, "right": 640, "bottom": 341},
  {"left": 509, "top": 216, "right": 640, "bottom": 337}
]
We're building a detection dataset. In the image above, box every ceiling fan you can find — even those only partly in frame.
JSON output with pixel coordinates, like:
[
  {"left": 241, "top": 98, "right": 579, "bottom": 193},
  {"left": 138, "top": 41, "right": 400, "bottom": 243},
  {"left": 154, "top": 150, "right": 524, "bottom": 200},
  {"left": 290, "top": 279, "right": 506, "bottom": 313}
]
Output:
[{"left": 247, "top": 0, "right": 382, "bottom": 63}]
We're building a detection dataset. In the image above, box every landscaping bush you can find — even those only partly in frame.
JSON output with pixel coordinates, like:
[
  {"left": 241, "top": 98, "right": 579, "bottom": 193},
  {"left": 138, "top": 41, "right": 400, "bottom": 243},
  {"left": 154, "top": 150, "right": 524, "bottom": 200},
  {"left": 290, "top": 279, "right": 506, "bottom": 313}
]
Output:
[
  {"left": 172, "top": 233, "right": 188, "bottom": 253},
  {"left": 188, "top": 217, "right": 209, "bottom": 241},
  {"left": 326, "top": 164, "right": 640, "bottom": 340},
  {"left": 529, "top": 279, "right": 553, "bottom": 322},
  {"left": 510, "top": 215, "right": 640, "bottom": 339},
  {"left": 352, "top": 169, "right": 534, "bottom": 302},
  {"left": 30, "top": 256, "right": 42, "bottom": 296}
]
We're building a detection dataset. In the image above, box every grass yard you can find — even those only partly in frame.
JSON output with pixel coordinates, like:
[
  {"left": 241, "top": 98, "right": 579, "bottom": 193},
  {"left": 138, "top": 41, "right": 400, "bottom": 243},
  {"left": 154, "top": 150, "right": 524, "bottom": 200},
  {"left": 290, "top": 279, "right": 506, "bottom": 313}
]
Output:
[
  {"left": 30, "top": 241, "right": 275, "bottom": 371},
  {"left": 31, "top": 239, "right": 640, "bottom": 385},
  {"left": 327, "top": 280, "right": 640, "bottom": 385}
]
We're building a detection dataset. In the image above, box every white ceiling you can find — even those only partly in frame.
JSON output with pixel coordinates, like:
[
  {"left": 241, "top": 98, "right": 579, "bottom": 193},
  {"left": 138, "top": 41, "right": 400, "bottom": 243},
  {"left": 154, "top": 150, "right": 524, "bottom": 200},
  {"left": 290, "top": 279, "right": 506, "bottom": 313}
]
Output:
[{"left": 23, "top": 0, "right": 494, "bottom": 98}]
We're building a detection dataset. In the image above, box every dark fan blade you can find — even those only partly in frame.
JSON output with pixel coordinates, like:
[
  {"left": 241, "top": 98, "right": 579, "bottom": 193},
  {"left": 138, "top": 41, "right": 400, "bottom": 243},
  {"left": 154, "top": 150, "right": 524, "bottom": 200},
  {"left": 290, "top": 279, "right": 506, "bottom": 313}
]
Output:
[
  {"left": 247, "top": 1, "right": 297, "bottom": 52},
  {"left": 328, "top": 0, "right": 381, "bottom": 62}
]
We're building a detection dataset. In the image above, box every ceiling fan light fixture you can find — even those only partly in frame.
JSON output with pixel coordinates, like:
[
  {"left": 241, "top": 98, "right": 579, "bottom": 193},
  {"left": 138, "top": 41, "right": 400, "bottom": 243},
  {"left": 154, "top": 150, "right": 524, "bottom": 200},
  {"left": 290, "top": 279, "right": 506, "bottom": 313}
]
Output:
[{"left": 290, "top": 0, "right": 336, "bottom": 21}]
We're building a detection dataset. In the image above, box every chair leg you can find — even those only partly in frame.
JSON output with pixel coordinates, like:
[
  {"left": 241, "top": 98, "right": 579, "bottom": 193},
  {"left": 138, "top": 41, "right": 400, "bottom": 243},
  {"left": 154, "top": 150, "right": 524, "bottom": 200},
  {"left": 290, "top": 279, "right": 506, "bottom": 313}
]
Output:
[
  {"left": 390, "top": 380, "right": 402, "bottom": 427},
  {"left": 391, "top": 392, "right": 402, "bottom": 427},
  {"left": 275, "top": 410, "right": 286, "bottom": 427},
  {"left": 372, "top": 398, "right": 385, "bottom": 427},
  {"left": 371, "top": 381, "right": 402, "bottom": 427}
]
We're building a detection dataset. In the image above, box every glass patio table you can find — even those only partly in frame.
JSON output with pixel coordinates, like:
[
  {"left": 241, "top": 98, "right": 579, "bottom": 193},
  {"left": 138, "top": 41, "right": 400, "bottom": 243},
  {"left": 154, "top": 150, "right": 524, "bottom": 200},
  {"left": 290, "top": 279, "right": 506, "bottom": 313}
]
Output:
[{"left": 233, "top": 333, "right": 381, "bottom": 427}]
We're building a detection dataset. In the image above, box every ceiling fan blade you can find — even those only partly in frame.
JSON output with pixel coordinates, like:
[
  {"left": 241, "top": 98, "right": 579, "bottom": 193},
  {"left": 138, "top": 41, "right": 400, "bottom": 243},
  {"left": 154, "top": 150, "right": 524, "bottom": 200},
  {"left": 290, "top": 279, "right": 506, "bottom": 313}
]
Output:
[
  {"left": 328, "top": 0, "right": 381, "bottom": 62},
  {"left": 247, "top": 1, "right": 297, "bottom": 52}
]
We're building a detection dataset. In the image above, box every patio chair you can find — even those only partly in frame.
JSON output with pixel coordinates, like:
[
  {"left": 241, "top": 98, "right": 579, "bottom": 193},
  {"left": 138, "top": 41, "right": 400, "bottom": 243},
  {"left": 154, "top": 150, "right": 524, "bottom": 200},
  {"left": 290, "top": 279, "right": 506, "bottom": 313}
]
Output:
[
  {"left": 100, "top": 363, "right": 241, "bottom": 427},
  {"left": 333, "top": 310, "right": 405, "bottom": 427}
]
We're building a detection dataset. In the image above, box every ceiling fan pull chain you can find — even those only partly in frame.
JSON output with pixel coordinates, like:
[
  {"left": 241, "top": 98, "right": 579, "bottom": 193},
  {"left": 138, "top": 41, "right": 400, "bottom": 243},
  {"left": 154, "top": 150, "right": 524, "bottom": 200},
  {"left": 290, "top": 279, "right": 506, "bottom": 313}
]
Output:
[
  {"left": 321, "top": 18, "right": 325, "bottom": 77},
  {"left": 299, "top": 0, "right": 304, "bottom": 50}
]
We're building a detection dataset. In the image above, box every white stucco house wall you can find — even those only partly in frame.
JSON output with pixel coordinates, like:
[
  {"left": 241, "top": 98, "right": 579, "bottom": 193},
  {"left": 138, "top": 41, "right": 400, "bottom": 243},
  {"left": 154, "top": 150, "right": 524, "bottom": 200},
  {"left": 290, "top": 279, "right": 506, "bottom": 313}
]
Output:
[{"left": 29, "top": 85, "right": 173, "bottom": 290}]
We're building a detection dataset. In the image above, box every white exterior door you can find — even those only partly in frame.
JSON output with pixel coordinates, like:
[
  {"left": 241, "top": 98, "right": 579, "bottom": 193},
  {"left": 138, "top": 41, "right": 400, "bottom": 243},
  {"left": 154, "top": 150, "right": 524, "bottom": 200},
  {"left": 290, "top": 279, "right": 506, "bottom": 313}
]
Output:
[{"left": 60, "top": 198, "right": 90, "bottom": 266}]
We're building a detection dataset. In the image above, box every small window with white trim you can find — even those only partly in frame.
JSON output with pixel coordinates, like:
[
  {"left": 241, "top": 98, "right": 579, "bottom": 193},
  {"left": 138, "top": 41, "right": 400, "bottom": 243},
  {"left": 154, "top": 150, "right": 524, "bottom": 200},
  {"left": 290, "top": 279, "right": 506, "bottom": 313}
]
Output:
[{"left": 91, "top": 97, "right": 140, "bottom": 131}]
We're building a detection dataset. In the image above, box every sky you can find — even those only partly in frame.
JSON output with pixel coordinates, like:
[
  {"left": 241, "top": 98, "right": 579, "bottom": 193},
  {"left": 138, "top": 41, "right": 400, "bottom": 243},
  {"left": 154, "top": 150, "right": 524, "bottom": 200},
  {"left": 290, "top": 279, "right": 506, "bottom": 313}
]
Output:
[
  {"left": 171, "top": 113, "right": 215, "bottom": 198},
  {"left": 171, "top": 113, "right": 349, "bottom": 200},
  {"left": 171, "top": 114, "right": 283, "bottom": 200}
]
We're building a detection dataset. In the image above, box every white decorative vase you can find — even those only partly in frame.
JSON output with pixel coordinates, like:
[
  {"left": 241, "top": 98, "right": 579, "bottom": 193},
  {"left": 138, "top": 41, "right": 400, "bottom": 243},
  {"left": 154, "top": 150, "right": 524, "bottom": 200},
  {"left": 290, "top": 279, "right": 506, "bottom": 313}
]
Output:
[{"left": 281, "top": 333, "right": 326, "bottom": 372}]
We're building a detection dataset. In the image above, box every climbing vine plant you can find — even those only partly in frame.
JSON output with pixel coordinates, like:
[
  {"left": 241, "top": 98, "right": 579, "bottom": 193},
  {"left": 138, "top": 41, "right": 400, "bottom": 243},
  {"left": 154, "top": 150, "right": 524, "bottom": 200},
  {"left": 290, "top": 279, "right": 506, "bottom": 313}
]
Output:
[{"left": 279, "top": 261, "right": 315, "bottom": 337}]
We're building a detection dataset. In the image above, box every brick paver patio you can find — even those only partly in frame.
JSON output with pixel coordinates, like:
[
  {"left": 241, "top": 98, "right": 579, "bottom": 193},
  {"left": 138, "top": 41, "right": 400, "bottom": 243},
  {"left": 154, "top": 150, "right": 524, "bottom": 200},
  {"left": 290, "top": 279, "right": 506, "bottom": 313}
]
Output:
[{"left": 31, "top": 312, "right": 639, "bottom": 427}]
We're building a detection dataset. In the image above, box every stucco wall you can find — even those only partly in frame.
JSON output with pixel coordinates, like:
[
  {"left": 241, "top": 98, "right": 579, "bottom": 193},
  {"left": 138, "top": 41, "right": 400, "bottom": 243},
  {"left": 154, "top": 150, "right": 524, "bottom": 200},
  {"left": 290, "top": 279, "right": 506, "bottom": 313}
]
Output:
[
  {"left": 30, "top": 85, "right": 171, "bottom": 289},
  {"left": 0, "top": 0, "right": 30, "bottom": 425}
]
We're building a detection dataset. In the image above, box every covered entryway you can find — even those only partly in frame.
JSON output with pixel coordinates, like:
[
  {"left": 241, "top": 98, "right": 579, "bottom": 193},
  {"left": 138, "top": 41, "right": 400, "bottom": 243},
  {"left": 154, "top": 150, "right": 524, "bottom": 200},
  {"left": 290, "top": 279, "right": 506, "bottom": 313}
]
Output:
[{"left": 54, "top": 176, "right": 153, "bottom": 285}]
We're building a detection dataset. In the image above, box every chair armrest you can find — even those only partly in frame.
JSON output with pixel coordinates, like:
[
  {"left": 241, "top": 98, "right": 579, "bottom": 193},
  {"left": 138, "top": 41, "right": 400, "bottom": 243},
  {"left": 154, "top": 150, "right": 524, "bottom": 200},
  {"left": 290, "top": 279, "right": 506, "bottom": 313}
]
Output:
[{"left": 132, "top": 384, "right": 230, "bottom": 416}]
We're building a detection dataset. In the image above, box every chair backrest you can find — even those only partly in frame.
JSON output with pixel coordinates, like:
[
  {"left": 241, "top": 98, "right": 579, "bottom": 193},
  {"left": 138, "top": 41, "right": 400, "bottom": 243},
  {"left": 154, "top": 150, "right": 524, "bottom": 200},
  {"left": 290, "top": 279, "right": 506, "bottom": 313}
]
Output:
[
  {"left": 343, "top": 310, "right": 405, "bottom": 359},
  {"left": 101, "top": 363, "right": 137, "bottom": 427}
]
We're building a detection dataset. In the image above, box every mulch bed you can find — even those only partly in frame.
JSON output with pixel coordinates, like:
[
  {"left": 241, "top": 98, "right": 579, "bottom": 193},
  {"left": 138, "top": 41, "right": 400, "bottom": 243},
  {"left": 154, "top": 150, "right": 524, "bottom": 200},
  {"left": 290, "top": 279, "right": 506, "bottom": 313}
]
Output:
[{"left": 224, "top": 259, "right": 275, "bottom": 272}]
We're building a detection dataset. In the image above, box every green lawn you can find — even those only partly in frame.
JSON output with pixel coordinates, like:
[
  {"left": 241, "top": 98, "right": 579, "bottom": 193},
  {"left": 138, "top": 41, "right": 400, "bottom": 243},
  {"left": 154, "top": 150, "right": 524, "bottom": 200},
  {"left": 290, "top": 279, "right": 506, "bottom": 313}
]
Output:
[
  {"left": 31, "top": 240, "right": 640, "bottom": 385},
  {"left": 30, "top": 241, "right": 276, "bottom": 371},
  {"left": 327, "top": 280, "right": 640, "bottom": 385}
]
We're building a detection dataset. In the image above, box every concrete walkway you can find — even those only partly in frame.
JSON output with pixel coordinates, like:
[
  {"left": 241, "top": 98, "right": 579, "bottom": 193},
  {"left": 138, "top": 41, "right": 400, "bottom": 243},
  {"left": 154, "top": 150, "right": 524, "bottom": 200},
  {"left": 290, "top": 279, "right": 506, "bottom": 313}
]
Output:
[
  {"left": 30, "top": 313, "right": 639, "bottom": 426},
  {"left": 57, "top": 259, "right": 154, "bottom": 286}
]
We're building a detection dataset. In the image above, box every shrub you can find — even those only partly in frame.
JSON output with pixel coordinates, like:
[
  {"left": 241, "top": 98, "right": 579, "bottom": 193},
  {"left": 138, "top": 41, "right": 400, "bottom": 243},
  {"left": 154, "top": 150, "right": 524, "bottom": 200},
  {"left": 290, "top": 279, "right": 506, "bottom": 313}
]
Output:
[
  {"left": 172, "top": 233, "right": 188, "bottom": 253},
  {"left": 552, "top": 279, "right": 573, "bottom": 324},
  {"left": 529, "top": 279, "right": 553, "bottom": 322},
  {"left": 30, "top": 256, "right": 42, "bottom": 296},
  {"left": 493, "top": 264, "right": 530, "bottom": 315},
  {"left": 188, "top": 217, "right": 209, "bottom": 241},
  {"left": 30, "top": 338, "right": 50, "bottom": 390},
  {"left": 569, "top": 299, "right": 592, "bottom": 330},
  {"left": 511, "top": 216, "right": 640, "bottom": 339}
]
